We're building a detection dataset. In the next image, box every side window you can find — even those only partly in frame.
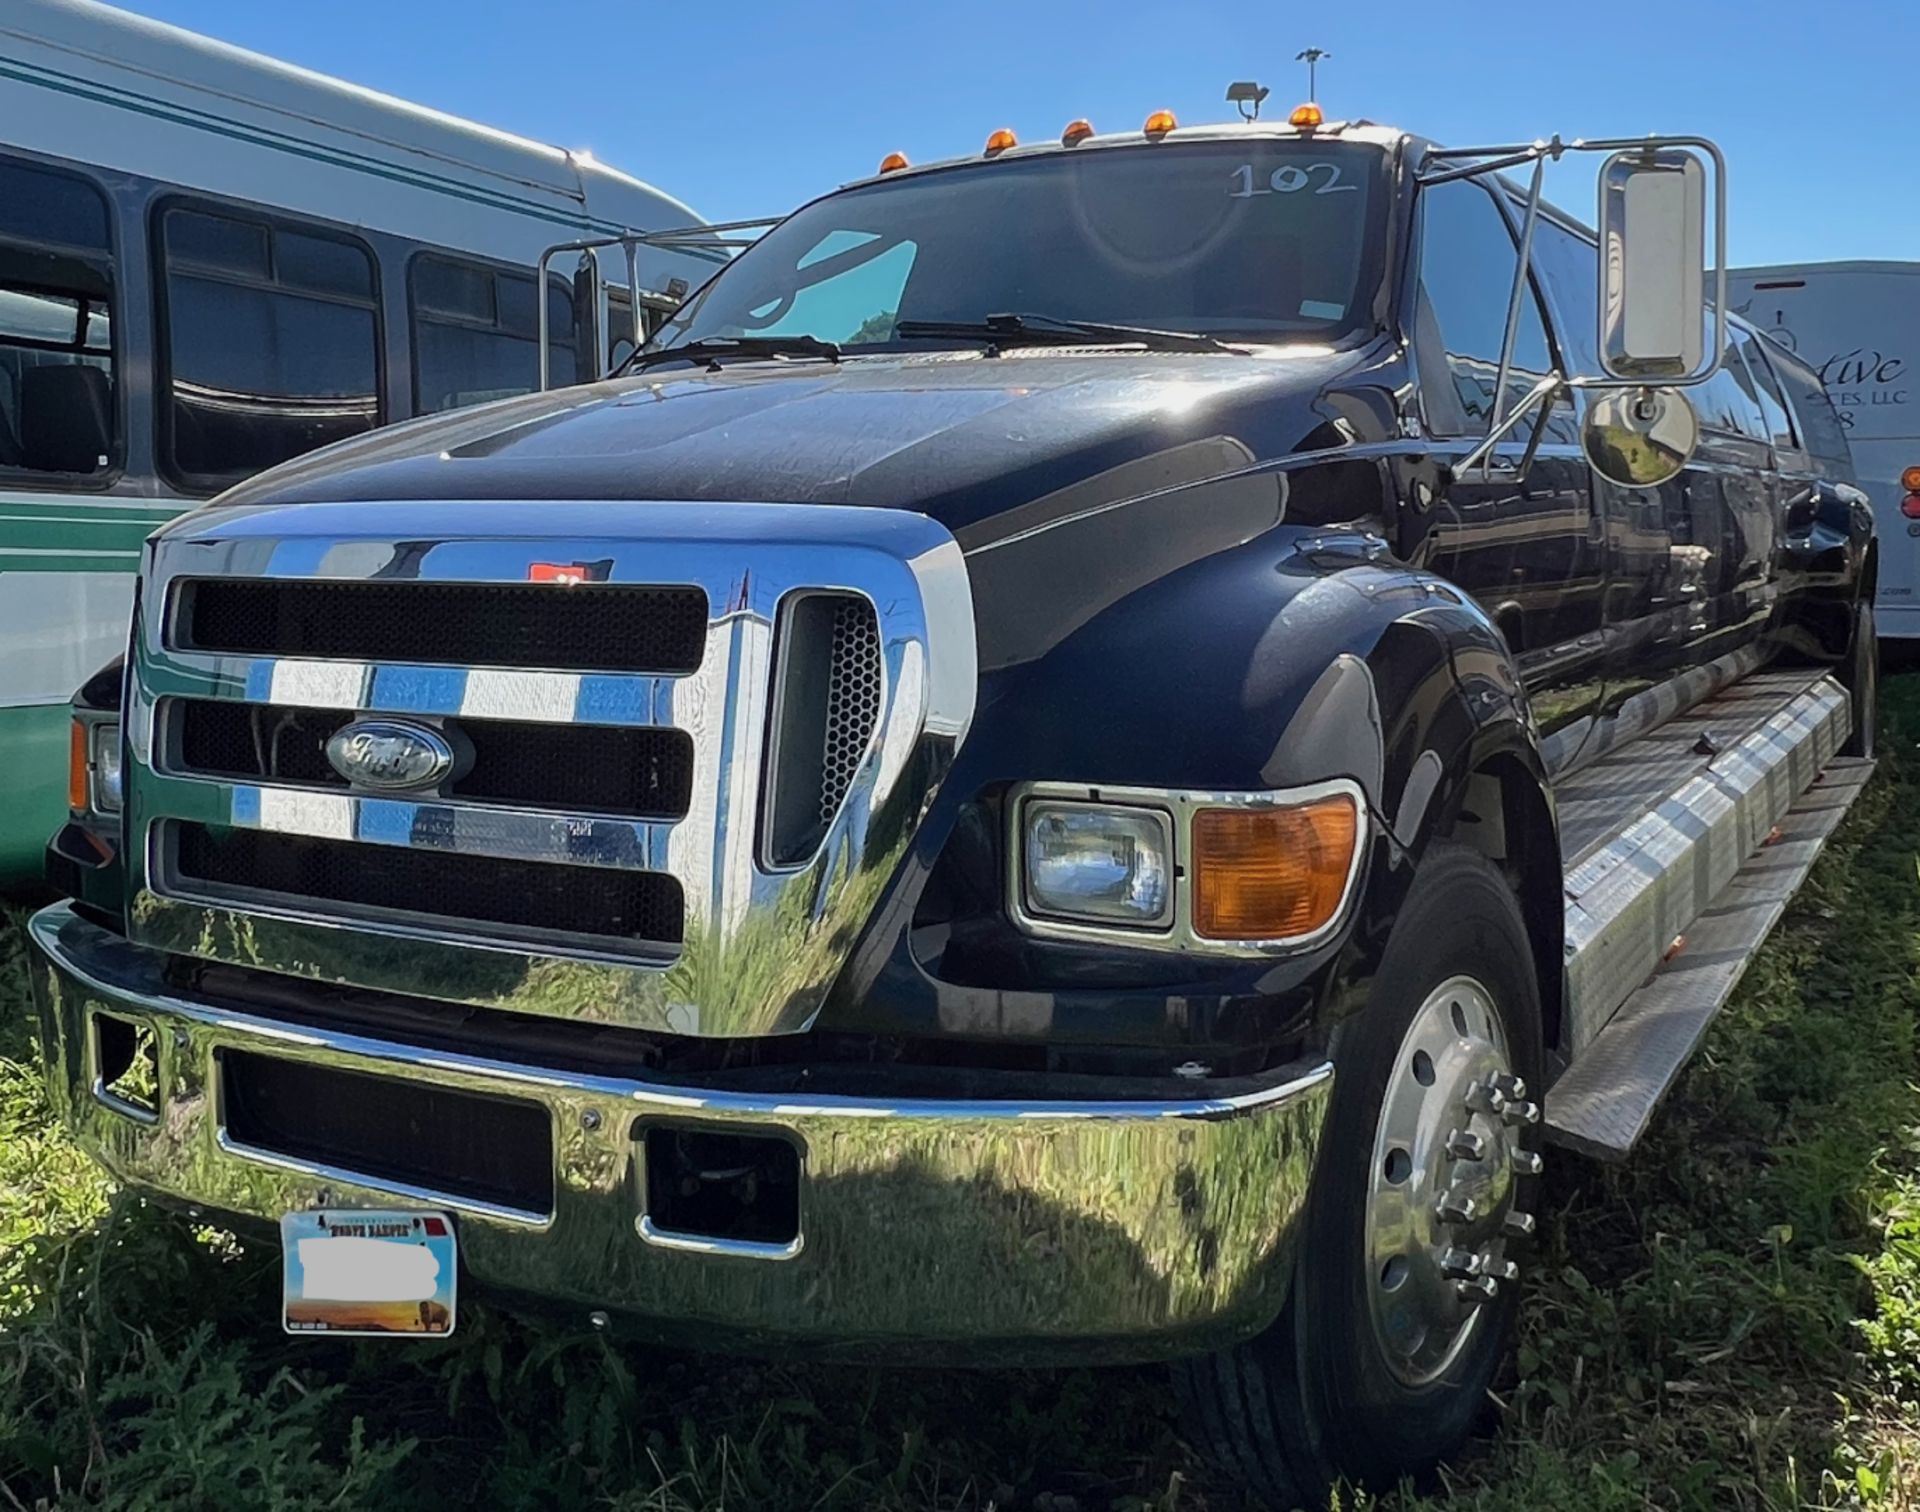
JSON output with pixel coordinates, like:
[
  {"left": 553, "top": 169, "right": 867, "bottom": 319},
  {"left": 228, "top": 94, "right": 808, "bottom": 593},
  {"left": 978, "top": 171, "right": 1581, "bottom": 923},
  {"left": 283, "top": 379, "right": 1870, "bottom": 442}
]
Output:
[
  {"left": 158, "top": 205, "right": 382, "bottom": 488},
  {"left": 1695, "top": 323, "right": 1768, "bottom": 441},
  {"left": 0, "top": 156, "right": 116, "bottom": 480},
  {"left": 1413, "top": 180, "right": 1560, "bottom": 442},
  {"left": 1527, "top": 215, "right": 1601, "bottom": 380},
  {"left": 1773, "top": 350, "right": 1852, "bottom": 467},
  {"left": 410, "top": 256, "right": 576, "bottom": 414},
  {"left": 1737, "top": 330, "right": 1800, "bottom": 450}
]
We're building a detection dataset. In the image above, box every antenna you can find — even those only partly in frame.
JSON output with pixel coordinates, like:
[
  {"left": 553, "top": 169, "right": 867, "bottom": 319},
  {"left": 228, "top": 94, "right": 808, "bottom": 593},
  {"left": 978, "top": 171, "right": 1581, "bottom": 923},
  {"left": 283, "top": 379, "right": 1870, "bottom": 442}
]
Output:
[{"left": 1295, "top": 47, "right": 1330, "bottom": 103}]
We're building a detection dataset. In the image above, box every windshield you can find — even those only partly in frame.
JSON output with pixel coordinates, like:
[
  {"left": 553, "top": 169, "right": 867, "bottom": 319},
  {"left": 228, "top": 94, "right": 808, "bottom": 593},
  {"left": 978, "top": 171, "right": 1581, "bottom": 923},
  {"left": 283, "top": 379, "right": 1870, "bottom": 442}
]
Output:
[{"left": 651, "top": 139, "right": 1387, "bottom": 352}]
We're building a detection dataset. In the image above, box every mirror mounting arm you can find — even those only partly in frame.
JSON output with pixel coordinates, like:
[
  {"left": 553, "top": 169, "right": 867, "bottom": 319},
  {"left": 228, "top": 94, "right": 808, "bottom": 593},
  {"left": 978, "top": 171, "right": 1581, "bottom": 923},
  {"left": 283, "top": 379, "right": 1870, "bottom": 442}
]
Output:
[{"left": 1449, "top": 373, "right": 1565, "bottom": 482}]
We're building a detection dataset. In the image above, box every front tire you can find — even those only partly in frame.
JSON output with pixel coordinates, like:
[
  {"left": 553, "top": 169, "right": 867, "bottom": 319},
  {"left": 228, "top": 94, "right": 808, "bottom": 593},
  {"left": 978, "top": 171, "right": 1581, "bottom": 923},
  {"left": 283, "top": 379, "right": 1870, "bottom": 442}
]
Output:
[
  {"left": 1840, "top": 596, "right": 1877, "bottom": 759},
  {"left": 1176, "top": 844, "right": 1545, "bottom": 1505}
]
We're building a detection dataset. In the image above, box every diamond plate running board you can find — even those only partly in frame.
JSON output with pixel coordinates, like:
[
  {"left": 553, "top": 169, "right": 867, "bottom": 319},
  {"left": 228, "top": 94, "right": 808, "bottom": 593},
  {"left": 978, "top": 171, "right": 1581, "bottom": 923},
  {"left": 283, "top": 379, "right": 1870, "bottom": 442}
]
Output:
[{"left": 1544, "top": 756, "right": 1874, "bottom": 1160}]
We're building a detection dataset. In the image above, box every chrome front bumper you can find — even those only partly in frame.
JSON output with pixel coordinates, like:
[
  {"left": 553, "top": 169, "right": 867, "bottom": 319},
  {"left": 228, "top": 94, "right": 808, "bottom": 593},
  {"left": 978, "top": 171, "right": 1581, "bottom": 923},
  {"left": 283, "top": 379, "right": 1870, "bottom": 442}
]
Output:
[{"left": 28, "top": 905, "right": 1333, "bottom": 1364}]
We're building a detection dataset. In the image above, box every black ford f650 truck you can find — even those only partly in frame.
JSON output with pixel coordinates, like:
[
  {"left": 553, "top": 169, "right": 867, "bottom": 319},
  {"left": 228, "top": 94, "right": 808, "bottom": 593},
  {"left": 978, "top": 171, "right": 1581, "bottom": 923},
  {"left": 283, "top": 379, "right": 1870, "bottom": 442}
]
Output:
[{"left": 31, "top": 110, "right": 1876, "bottom": 1501}]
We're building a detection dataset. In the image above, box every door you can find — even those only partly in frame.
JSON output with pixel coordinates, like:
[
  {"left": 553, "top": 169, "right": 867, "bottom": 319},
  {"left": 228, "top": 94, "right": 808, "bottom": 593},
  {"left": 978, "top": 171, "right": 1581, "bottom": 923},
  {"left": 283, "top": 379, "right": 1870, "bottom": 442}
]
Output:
[{"left": 1405, "top": 178, "right": 1606, "bottom": 775}]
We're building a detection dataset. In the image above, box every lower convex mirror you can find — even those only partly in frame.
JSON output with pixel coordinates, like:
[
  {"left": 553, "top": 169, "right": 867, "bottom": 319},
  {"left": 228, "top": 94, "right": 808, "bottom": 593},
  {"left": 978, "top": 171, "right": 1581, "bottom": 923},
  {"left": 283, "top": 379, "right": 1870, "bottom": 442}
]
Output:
[{"left": 1581, "top": 387, "right": 1699, "bottom": 488}]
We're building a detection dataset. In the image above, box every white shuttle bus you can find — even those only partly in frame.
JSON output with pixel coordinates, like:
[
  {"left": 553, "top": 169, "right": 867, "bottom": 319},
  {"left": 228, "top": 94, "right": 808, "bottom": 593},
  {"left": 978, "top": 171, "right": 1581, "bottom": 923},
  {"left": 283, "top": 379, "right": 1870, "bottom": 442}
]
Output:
[
  {"left": 1731, "top": 261, "right": 1920, "bottom": 638},
  {"left": 0, "top": 0, "right": 718, "bottom": 883}
]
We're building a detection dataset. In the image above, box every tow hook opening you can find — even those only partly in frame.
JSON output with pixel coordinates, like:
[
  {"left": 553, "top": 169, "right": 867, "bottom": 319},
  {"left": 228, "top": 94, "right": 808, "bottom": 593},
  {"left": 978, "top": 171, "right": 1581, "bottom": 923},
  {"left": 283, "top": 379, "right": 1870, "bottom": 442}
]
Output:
[
  {"left": 640, "top": 1125, "right": 802, "bottom": 1255},
  {"left": 91, "top": 1011, "right": 159, "bottom": 1120}
]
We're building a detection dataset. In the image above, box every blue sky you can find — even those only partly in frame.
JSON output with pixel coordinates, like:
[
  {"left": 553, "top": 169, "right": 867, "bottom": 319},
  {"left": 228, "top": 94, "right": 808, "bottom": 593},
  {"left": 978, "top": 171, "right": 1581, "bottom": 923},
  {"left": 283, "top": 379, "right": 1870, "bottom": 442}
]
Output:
[{"left": 122, "top": 0, "right": 1916, "bottom": 266}]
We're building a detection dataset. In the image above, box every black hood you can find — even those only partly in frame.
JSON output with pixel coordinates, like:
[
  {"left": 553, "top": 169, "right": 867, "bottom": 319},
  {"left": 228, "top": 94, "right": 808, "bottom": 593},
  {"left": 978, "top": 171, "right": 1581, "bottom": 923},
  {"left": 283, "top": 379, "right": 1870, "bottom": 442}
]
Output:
[{"left": 211, "top": 348, "right": 1374, "bottom": 549}]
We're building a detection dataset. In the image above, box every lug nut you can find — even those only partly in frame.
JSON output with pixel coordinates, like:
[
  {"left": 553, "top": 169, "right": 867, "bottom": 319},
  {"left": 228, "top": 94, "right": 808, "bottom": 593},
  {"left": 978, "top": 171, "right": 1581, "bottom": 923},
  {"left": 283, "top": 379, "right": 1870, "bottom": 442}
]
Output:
[
  {"left": 1502, "top": 1099, "right": 1542, "bottom": 1127},
  {"left": 1456, "top": 1275, "right": 1500, "bottom": 1305},
  {"left": 1487, "top": 1256, "right": 1520, "bottom": 1283},
  {"left": 1435, "top": 1193, "right": 1479, "bottom": 1225},
  {"left": 1513, "top": 1149, "right": 1544, "bottom": 1176},
  {"left": 1439, "top": 1246, "right": 1484, "bottom": 1280},
  {"left": 1503, "top": 1211, "right": 1537, "bottom": 1239},
  {"left": 1446, "top": 1128, "right": 1487, "bottom": 1161},
  {"left": 1465, "top": 1080, "right": 1509, "bottom": 1116},
  {"left": 1491, "top": 1072, "right": 1528, "bottom": 1102}
]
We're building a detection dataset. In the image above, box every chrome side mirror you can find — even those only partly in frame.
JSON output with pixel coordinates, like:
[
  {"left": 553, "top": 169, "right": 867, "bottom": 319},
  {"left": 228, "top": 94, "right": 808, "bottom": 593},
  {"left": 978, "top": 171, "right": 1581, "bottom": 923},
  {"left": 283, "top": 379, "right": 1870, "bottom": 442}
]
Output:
[
  {"left": 1581, "top": 387, "right": 1699, "bottom": 488},
  {"left": 1597, "top": 148, "right": 1708, "bottom": 381}
]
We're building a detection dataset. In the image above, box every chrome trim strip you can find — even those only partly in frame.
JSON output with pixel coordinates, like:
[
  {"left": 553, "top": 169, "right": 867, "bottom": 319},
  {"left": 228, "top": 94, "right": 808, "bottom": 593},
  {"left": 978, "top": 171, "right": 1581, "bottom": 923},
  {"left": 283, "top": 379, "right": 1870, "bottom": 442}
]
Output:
[
  {"left": 637, "top": 1216, "right": 804, "bottom": 1262},
  {"left": 33, "top": 905, "right": 1332, "bottom": 1363},
  {"left": 180, "top": 785, "right": 678, "bottom": 872},
  {"left": 1006, "top": 778, "right": 1370, "bottom": 957},
  {"left": 126, "top": 502, "right": 979, "bottom": 1038},
  {"left": 157, "top": 657, "right": 677, "bottom": 729},
  {"left": 213, "top": 1130, "right": 551, "bottom": 1228}
]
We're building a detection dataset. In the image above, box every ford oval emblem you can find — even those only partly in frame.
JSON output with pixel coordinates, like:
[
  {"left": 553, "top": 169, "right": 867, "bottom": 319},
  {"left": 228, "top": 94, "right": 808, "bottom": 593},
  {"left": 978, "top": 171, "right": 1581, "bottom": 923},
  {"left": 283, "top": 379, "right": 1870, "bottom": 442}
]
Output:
[{"left": 325, "top": 718, "right": 454, "bottom": 792}]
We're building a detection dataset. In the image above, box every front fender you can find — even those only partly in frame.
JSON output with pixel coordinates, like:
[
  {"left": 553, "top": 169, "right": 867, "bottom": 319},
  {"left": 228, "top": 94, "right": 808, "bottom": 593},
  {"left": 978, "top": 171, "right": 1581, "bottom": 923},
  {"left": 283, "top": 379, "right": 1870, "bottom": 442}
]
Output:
[{"left": 826, "top": 509, "right": 1551, "bottom": 1062}]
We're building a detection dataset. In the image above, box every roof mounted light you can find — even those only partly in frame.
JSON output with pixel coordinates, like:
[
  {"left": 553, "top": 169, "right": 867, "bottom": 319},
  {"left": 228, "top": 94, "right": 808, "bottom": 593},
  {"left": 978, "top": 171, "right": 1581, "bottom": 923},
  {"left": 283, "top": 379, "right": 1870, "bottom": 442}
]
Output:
[
  {"left": 1061, "top": 118, "right": 1095, "bottom": 145},
  {"left": 984, "top": 128, "right": 1018, "bottom": 155},
  {"left": 1289, "top": 101, "right": 1324, "bottom": 129},
  {"left": 1143, "top": 109, "right": 1177, "bottom": 136},
  {"left": 877, "top": 151, "right": 909, "bottom": 174}
]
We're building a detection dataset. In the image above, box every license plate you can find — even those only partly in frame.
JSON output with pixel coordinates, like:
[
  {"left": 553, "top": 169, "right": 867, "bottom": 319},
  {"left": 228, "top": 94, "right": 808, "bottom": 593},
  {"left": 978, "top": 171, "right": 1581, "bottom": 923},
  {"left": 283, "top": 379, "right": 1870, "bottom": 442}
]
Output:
[{"left": 280, "top": 1209, "right": 458, "bottom": 1337}]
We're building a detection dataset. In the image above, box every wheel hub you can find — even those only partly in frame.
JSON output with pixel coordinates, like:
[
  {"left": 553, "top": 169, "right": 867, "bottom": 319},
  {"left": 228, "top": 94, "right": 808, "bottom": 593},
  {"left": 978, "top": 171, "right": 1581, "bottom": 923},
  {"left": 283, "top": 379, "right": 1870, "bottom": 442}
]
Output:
[{"left": 1364, "top": 974, "right": 1540, "bottom": 1386}]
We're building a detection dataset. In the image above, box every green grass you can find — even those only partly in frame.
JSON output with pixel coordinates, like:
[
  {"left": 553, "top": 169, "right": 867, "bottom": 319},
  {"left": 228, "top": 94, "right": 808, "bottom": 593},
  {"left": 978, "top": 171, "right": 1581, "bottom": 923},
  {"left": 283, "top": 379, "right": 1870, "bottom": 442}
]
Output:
[{"left": 9, "top": 676, "right": 1920, "bottom": 1509}]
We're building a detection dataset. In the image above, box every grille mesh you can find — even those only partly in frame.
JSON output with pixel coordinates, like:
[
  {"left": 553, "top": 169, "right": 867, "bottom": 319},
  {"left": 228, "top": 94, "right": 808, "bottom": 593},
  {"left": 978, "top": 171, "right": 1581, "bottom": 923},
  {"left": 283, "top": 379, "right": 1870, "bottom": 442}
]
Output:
[
  {"left": 180, "top": 578, "right": 709, "bottom": 674},
  {"left": 222, "top": 1051, "right": 554, "bottom": 1214},
  {"left": 171, "top": 700, "right": 693, "bottom": 818},
  {"left": 820, "top": 598, "right": 882, "bottom": 827},
  {"left": 172, "top": 823, "right": 684, "bottom": 949}
]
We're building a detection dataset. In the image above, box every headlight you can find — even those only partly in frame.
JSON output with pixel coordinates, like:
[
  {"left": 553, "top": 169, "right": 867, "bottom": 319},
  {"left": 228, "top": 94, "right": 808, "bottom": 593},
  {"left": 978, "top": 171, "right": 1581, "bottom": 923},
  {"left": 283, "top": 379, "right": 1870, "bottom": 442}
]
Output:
[
  {"left": 92, "top": 723, "right": 123, "bottom": 811},
  {"left": 1020, "top": 801, "right": 1172, "bottom": 928},
  {"left": 1010, "top": 781, "right": 1365, "bottom": 953}
]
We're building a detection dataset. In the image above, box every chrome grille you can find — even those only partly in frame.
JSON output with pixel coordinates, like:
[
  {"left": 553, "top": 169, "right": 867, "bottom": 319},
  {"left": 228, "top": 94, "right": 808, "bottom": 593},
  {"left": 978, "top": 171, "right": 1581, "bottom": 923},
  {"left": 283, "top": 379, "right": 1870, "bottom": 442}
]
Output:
[
  {"left": 180, "top": 577, "right": 710, "bottom": 673},
  {"left": 170, "top": 822, "right": 686, "bottom": 950},
  {"left": 167, "top": 697, "right": 695, "bottom": 818},
  {"left": 125, "top": 500, "right": 977, "bottom": 1038}
]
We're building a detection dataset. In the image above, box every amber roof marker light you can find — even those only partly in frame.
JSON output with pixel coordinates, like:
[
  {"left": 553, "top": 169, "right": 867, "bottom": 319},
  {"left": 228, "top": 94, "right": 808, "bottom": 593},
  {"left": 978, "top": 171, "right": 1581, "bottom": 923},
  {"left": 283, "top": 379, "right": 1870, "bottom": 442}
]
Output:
[
  {"left": 1289, "top": 101, "right": 1325, "bottom": 129},
  {"left": 877, "top": 151, "right": 909, "bottom": 174},
  {"left": 984, "top": 128, "right": 1018, "bottom": 156},
  {"left": 1142, "top": 109, "right": 1177, "bottom": 136},
  {"left": 1061, "top": 118, "right": 1095, "bottom": 146}
]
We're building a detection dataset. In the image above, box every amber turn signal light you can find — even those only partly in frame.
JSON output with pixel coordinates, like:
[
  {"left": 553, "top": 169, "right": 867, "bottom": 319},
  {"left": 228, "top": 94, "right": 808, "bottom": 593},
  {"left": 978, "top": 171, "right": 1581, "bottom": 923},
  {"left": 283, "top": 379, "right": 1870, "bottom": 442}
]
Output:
[
  {"left": 68, "top": 719, "right": 90, "bottom": 811},
  {"left": 1142, "top": 109, "right": 1177, "bottom": 135},
  {"left": 878, "top": 151, "right": 909, "bottom": 174},
  {"left": 984, "top": 128, "right": 1018, "bottom": 155},
  {"left": 1903, "top": 463, "right": 1920, "bottom": 493},
  {"left": 1289, "top": 101, "right": 1324, "bottom": 129},
  {"left": 1061, "top": 118, "right": 1095, "bottom": 145},
  {"left": 1190, "top": 794, "right": 1359, "bottom": 941}
]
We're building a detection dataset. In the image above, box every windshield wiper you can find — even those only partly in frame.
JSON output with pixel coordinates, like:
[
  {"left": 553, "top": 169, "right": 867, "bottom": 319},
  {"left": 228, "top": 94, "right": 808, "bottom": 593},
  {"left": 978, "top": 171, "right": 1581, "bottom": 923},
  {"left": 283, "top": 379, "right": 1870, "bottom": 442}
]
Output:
[
  {"left": 893, "top": 312, "right": 1245, "bottom": 354},
  {"left": 620, "top": 334, "right": 841, "bottom": 376}
]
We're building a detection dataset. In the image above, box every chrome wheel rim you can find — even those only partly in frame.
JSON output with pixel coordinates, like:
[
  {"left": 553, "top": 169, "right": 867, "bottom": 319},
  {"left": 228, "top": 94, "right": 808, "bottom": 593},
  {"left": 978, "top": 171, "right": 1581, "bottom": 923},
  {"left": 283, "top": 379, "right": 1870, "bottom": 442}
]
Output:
[{"left": 1364, "top": 974, "right": 1537, "bottom": 1387}]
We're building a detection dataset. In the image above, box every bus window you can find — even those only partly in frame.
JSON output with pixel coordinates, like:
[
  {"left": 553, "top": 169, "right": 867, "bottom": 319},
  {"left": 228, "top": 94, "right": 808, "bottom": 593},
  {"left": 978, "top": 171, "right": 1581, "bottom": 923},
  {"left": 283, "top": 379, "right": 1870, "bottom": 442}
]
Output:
[
  {"left": 0, "top": 156, "right": 115, "bottom": 479},
  {"left": 410, "top": 255, "right": 576, "bottom": 413},
  {"left": 157, "top": 204, "right": 382, "bottom": 488}
]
